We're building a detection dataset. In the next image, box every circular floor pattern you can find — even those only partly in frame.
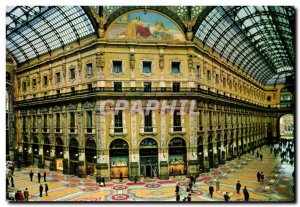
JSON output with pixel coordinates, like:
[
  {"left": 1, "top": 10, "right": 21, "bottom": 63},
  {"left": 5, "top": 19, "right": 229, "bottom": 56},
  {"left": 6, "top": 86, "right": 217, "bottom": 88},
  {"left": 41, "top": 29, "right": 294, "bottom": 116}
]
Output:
[
  {"left": 74, "top": 197, "right": 99, "bottom": 202},
  {"left": 111, "top": 194, "right": 129, "bottom": 201},
  {"left": 145, "top": 183, "right": 160, "bottom": 188},
  {"left": 82, "top": 186, "right": 99, "bottom": 192},
  {"left": 112, "top": 185, "right": 128, "bottom": 190},
  {"left": 66, "top": 182, "right": 80, "bottom": 187}
]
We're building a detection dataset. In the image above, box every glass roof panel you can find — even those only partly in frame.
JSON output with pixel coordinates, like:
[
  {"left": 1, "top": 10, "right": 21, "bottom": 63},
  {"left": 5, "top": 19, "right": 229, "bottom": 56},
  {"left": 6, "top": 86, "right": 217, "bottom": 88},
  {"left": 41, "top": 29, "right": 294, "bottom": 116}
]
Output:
[
  {"left": 6, "top": 6, "right": 95, "bottom": 64},
  {"left": 196, "top": 6, "right": 295, "bottom": 84}
]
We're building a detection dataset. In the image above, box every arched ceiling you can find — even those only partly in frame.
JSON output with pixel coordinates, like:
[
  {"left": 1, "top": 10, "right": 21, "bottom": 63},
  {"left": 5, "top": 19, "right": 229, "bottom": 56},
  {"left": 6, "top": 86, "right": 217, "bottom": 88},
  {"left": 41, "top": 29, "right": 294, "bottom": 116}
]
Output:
[
  {"left": 195, "top": 6, "right": 295, "bottom": 84},
  {"left": 6, "top": 6, "right": 95, "bottom": 63},
  {"left": 6, "top": 6, "right": 295, "bottom": 85}
]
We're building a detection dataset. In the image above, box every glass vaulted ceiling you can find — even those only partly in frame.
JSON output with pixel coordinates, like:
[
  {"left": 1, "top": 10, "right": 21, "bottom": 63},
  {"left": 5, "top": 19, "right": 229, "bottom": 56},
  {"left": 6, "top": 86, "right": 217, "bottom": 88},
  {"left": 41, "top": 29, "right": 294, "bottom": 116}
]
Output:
[
  {"left": 196, "top": 6, "right": 295, "bottom": 84},
  {"left": 6, "top": 6, "right": 95, "bottom": 63}
]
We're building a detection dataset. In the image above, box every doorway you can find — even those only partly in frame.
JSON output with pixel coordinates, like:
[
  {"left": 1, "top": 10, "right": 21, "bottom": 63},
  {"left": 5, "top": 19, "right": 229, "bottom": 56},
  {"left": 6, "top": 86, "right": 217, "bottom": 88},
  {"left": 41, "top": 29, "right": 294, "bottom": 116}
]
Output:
[{"left": 146, "top": 165, "right": 152, "bottom": 177}]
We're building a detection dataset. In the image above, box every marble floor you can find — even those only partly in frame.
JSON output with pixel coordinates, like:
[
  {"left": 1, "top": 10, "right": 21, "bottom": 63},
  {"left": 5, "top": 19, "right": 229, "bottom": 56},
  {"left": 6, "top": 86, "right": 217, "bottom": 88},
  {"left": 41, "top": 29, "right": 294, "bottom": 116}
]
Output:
[{"left": 7, "top": 145, "right": 294, "bottom": 202}]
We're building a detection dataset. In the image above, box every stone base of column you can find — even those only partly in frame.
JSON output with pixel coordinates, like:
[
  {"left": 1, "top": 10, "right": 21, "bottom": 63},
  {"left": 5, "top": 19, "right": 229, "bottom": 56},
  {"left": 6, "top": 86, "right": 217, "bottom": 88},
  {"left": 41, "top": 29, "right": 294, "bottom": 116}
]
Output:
[
  {"left": 129, "top": 162, "right": 139, "bottom": 181},
  {"left": 159, "top": 161, "right": 169, "bottom": 180}
]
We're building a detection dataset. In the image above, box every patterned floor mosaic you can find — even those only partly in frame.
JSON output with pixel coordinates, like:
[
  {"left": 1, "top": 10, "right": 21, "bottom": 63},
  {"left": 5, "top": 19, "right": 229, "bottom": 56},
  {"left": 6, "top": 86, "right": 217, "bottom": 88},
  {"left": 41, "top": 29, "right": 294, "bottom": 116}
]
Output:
[{"left": 7, "top": 145, "right": 294, "bottom": 202}]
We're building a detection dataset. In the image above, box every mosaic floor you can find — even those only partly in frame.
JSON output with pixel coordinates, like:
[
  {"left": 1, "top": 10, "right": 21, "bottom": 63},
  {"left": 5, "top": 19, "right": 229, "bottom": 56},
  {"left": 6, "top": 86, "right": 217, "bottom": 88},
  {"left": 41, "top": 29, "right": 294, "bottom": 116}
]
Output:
[{"left": 7, "top": 145, "right": 294, "bottom": 202}]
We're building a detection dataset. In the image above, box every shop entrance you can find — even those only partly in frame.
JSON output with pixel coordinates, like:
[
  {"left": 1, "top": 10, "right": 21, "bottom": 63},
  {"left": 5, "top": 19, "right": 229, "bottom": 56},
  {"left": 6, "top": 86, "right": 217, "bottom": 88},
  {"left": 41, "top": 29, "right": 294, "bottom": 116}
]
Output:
[
  {"left": 109, "top": 139, "right": 129, "bottom": 179},
  {"left": 55, "top": 137, "right": 64, "bottom": 171},
  {"left": 69, "top": 138, "right": 79, "bottom": 175},
  {"left": 168, "top": 137, "right": 187, "bottom": 176},
  {"left": 32, "top": 136, "right": 39, "bottom": 164},
  {"left": 139, "top": 138, "right": 158, "bottom": 178},
  {"left": 85, "top": 138, "right": 97, "bottom": 176}
]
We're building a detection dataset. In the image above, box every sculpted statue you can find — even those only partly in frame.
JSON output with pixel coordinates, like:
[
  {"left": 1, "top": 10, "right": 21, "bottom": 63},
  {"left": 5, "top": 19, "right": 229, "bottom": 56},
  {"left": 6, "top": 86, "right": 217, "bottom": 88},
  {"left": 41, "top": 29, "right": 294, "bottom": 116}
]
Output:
[
  {"left": 182, "top": 17, "right": 197, "bottom": 41},
  {"left": 91, "top": 8, "right": 107, "bottom": 38}
]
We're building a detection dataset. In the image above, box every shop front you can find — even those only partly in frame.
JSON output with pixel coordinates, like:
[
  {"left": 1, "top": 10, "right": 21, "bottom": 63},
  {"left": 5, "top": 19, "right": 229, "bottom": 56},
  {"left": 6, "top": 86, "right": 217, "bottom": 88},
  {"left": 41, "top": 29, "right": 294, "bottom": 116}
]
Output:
[
  {"left": 109, "top": 139, "right": 129, "bottom": 179},
  {"left": 139, "top": 138, "right": 158, "bottom": 178},
  {"left": 32, "top": 136, "right": 39, "bottom": 164},
  {"left": 69, "top": 138, "right": 79, "bottom": 175},
  {"left": 168, "top": 137, "right": 187, "bottom": 176},
  {"left": 85, "top": 138, "right": 97, "bottom": 176},
  {"left": 55, "top": 137, "right": 64, "bottom": 171}
]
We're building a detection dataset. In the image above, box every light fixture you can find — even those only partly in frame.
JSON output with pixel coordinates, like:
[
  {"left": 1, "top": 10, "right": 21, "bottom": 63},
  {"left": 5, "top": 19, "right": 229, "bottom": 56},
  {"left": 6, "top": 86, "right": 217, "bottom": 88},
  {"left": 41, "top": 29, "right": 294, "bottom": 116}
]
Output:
[
  {"left": 75, "top": 153, "right": 78, "bottom": 157},
  {"left": 46, "top": 150, "right": 49, "bottom": 153},
  {"left": 94, "top": 156, "right": 97, "bottom": 159},
  {"left": 60, "top": 152, "right": 63, "bottom": 155},
  {"left": 24, "top": 148, "right": 27, "bottom": 150},
  {"left": 35, "top": 149, "right": 37, "bottom": 152}
]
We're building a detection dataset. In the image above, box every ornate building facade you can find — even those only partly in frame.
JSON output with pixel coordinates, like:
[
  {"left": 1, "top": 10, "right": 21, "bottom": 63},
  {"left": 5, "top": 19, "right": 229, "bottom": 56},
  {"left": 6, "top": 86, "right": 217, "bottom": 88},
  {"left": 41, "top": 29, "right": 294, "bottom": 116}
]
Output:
[{"left": 7, "top": 6, "right": 295, "bottom": 181}]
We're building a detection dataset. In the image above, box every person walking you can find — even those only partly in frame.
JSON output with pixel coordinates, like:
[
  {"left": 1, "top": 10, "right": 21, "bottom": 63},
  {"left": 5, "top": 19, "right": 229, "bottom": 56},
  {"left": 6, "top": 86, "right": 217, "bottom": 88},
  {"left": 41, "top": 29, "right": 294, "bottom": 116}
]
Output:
[
  {"left": 192, "top": 175, "right": 196, "bottom": 185},
  {"left": 39, "top": 184, "right": 43, "bottom": 197},
  {"left": 216, "top": 178, "right": 220, "bottom": 191},
  {"left": 256, "top": 151, "right": 259, "bottom": 158},
  {"left": 176, "top": 193, "right": 180, "bottom": 202},
  {"left": 209, "top": 186, "right": 214, "bottom": 198},
  {"left": 175, "top": 183, "right": 180, "bottom": 194},
  {"left": 11, "top": 176, "right": 14, "bottom": 187},
  {"left": 257, "top": 171, "right": 261, "bottom": 182},
  {"left": 224, "top": 192, "right": 230, "bottom": 202},
  {"left": 29, "top": 170, "right": 34, "bottom": 182},
  {"left": 187, "top": 193, "right": 192, "bottom": 202},
  {"left": 45, "top": 183, "right": 48, "bottom": 196},
  {"left": 24, "top": 188, "right": 29, "bottom": 201},
  {"left": 243, "top": 186, "right": 249, "bottom": 201},
  {"left": 43, "top": 171, "right": 47, "bottom": 182},
  {"left": 119, "top": 171, "right": 123, "bottom": 182},
  {"left": 260, "top": 154, "right": 263, "bottom": 161},
  {"left": 14, "top": 190, "right": 19, "bottom": 201},
  {"left": 18, "top": 190, "right": 24, "bottom": 201},
  {"left": 236, "top": 180, "right": 241, "bottom": 194},
  {"left": 38, "top": 172, "right": 41, "bottom": 183},
  {"left": 270, "top": 147, "right": 273, "bottom": 154},
  {"left": 101, "top": 177, "right": 105, "bottom": 187},
  {"left": 260, "top": 172, "right": 264, "bottom": 183}
]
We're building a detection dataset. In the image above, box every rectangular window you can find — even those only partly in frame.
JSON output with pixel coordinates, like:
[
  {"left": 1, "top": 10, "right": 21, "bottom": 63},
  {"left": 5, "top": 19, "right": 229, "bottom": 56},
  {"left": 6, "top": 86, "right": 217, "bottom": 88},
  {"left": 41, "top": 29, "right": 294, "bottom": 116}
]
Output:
[
  {"left": 207, "top": 70, "right": 211, "bottom": 80},
  {"left": 209, "top": 111, "right": 212, "bottom": 126},
  {"left": 32, "top": 79, "right": 36, "bottom": 87},
  {"left": 22, "top": 82, "right": 27, "bottom": 92},
  {"left": 114, "top": 82, "right": 122, "bottom": 92},
  {"left": 173, "top": 110, "right": 182, "bottom": 131},
  {"left": 144, "top": 82, "right": 151, "bottom": 92},
  {"left": 70, "top": 68, "right": 75, "bottom": 79},
  {"left": 56, "top": 72, "right": 61, "bottom": 83},
  {"left": 113, "top": 61, "right": 122, "bottom": 73},
  {"left": 173, "top": 82, "right": 180, "bottom": 92},
  {"left": 44, "top": 76, "right": 48, "bottom": 86},
  {"left": 32, "top": 115, "right": 36, "bottom": 129},
  {"left": 70, "top": 112, "right": 75, "bottom": 128},
  {"left": 267, "top": 96, "right": 271, "bottom": 101},
  {"left": 216, "top": 74, "right": 219, "bottom": 84},
  {"left": 223, "top": 78, "right": 226, "bottom": 87},
  {"left": 56, "top": 90, "right": 60, "bottom": 95},
  {"left": 196, "top": 65, "right": 200, "bottom": 77},
  {"left": 71, "top": 87, "right": 75, "bottom": 94},
  {"left": 144, "top": 111, "right": 153, "bottom": 132},
  {"left": 88, "top": 83, "right": 93, "bottom": 91},
  {"left": 199, "top": 110, "right": 203, "bottom": 126},
  {"left": 87, "top": 63, "right": 93, "bottom": 75},
  {"left": 22, "top": 116, "right": 26, "bottom": 131},
  {"left": 87, "top": 111, "right": 92, "bottom": 128},
  {"left": 43, "top": 114, "right": 47, "bottom": 128},
  {"left": 143, "top": 61, "right": 152, "bottom": 73},
  {"left": 171, "top": 62, "right": 180, "bottom": 74},
  {"left": 114, "top": 110, "right": 123, "bottom": 133},
  {"left": 56, "top": 113, "right": 60, "bottom": 129}
]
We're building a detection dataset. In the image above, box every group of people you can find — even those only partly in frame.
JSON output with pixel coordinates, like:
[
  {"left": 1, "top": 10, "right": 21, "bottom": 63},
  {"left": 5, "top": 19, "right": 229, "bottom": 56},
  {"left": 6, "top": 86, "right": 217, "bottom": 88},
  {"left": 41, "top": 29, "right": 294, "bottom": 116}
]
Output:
[
  {"left": 175, "top": 176, "right": 197, "bottom": 202},
  {"left": 256, "top": 171, "right": 265, "bottom": 183},
  {"left": 39, "top": 183, "right": 49, "bottom": 197},
  {"left": 14, "top": 188, "right": 29, "bottom": 201},
  {"left": 30, "top": 170, "right": 47, "bottom": 183},
  {"left": 208, "top": 179, "right": 250, "bottom": 201}
]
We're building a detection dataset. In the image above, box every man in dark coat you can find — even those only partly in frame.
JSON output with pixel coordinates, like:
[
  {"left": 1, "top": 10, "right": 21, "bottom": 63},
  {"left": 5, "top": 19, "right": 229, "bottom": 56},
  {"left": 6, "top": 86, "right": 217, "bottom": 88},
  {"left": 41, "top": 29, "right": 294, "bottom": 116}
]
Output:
[
  {"left": 14, "top": 190, "right": 19, "bottom": 201},
  {"left": 11, "top": 176, "right": 14, "bottom": 187},
  {"left": 209, "top": 186, "right": 214, "bottom": 198},
  {"left": 243, "top": 186, "right": 249, "bottom": 201},
  {"left": 257, "top": 172, "right": 261, "bottom": 182},
  {"left": 101, "top": 177, "right": 106, "bottom": 187},
  {"left": 236, "top": 180, "right": 241, "bottom": 194},
  {"left": 176, "top": 193, "right": 180, "bottom": 202},
  {"left": 175, "top": 183, "right": 180, "bottom": 194},
  {"left": 43, "top": 171, "right": 47, "bottom": 182},
  {"left": 260, "top": 154, "right": 263, "bottom": 161},
  {"left": 256, "top": 151, "right": 259, "bottom": 158},
  {"left": 224, "top": 192, "right": 230, "bottom": 202},
  {"left": 119, "top": 171, "right": 123, "bottom": 182},
  {"left": 187, "top": 193, "right": 192, "bottom": 202},
  {"left": 38, "top": 172, "right": 41, "bottom": 183},
  {"left": 45, "top": 183, "right": 48, "bottom": 196},
  {"left": 39, "top": 184, "right": 43, "bottom": 197},
  {"left": 29, "top": 170, "right": 34, "bottom": 182}
]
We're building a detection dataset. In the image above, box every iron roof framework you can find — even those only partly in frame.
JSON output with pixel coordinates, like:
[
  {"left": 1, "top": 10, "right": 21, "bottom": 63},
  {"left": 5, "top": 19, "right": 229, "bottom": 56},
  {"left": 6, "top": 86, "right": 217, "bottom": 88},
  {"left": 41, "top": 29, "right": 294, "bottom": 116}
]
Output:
[
  {"left": 6, "top": 6, "right": 95, "bottom": 64},
  {"left": 195, "top": 6, "right": 295, "bottom": 84}
]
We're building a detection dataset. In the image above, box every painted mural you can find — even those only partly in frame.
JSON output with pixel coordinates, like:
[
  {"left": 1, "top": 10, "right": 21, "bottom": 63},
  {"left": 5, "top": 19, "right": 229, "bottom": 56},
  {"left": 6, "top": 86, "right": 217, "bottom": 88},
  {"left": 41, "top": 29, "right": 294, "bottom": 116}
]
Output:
[
  {"left": 280, "top": 114, "right": 294, "bottom": 139},
  {"left": 106, "top": 11, "right": 185, "bottom": 41}
]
